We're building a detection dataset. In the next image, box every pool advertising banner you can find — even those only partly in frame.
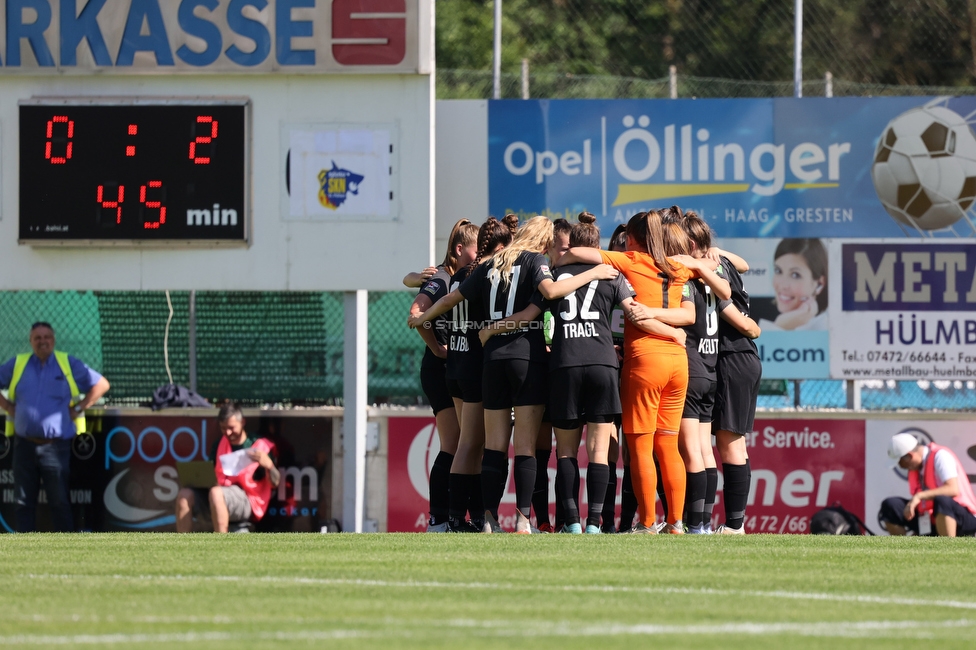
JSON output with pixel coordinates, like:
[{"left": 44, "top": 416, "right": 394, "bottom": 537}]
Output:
[
  {"left": 0, "top": 413, "right": 335, "bottom": 533},
  {"left": 490, "top": 96, "right": 976, "bottom": 380}
]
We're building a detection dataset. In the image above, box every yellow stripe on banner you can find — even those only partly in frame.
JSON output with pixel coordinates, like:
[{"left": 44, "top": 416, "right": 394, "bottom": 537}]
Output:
[
  {"left": 784, "top": 183, "right": 840, "bottom": 190},
  {"left": 612, "top": 183, "right": 750, "bottom": 206}
]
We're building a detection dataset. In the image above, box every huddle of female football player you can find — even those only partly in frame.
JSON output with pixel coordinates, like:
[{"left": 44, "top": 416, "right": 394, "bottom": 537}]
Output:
[{"left": 406, "top": 207, "right": 761, "bottom": 534}]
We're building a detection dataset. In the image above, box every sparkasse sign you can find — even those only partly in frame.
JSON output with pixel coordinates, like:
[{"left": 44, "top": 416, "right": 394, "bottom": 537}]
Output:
[{"left": 0, "top": 0, "right": 430, "bottom": 74}]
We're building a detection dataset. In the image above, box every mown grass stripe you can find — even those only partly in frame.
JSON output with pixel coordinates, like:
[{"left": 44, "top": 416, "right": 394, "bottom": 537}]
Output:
[{"left": 23, "top": 573, "right": 976, "bottom": 611}]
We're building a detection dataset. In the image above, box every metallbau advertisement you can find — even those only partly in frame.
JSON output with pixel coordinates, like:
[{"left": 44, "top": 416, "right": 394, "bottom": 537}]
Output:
[{"left": 831, "top": 241, "right": 976, "bottom": 380}]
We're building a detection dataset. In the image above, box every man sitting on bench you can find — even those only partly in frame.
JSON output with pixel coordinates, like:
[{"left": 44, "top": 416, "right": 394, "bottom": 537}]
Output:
[{"left": 175, "top": 402, "right": 280, "bottom": 533}]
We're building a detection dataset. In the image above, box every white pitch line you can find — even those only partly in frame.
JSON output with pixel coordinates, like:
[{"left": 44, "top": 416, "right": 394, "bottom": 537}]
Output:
[
  {"left": 23, "top": 573, "right": 976, "bottom": 612},
  {"left": 0, "top": 620, "right": 973, "bottom": 644},
  {"left": 0, "top": 630, "right": 371, "bottom": 646}
]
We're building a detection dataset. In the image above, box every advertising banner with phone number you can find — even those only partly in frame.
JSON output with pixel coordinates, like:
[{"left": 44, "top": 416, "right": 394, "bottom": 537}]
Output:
[
  {"left": 831, "top": 241, "right": 976, "bottom": 381},
  {"left": 387, "top": 417, "right": 865, "bottom": 534}
]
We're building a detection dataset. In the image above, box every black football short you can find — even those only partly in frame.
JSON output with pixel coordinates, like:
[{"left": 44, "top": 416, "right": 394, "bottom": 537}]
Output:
[
  {"left": 421, "top": 355, "right": 454, "bottom": 415},
  {"left": 446, "top": 370, "right": 483, "bottom": 404},
  {"left": 714, "top": 351, "right": 762, "bottom": 435},
  {"left": 482, "top": 359, "right": 548, "bottom": 410},
  {"left": 682, "top": 376, "right": 717, "bottom": 422},
  {"left": 548, "top": 364, "right": 621, "bottom": 429}
]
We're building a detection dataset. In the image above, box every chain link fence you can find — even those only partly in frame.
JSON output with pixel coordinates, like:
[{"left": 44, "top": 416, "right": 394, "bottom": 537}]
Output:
[
  {"left": 3, "top": 2, "right": 975, "bottom": 411},
  {"left": 436, "top": 0, "right": 976, "bottom": 96},
  {"left": 438, "top": 69, "right": 976, "bottom": 101},
  {"left": 1, "top": 289, "right": 975, "bottom": 410}
]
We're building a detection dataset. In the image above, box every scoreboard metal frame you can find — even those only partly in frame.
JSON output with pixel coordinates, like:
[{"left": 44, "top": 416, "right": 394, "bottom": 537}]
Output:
[{"left": 18, "top": 96, "right": 251, "bottom": 248}]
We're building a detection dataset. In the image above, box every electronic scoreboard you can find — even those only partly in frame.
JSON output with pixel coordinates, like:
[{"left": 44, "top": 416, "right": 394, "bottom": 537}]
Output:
[{"left": 19, "top": 98, "right": 249, "bottom": 246}]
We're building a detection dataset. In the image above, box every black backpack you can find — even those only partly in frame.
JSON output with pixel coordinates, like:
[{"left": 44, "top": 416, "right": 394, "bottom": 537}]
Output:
[
  {"left": 149, "top": 384, "right": 212, "bottom": 411},
  {"left": 810, "top": 503, "right": 874, "bottom": 536}
]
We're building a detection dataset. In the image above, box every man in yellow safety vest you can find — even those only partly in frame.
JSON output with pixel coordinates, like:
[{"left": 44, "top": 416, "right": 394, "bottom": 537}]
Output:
[{"left": 0, "top": 322, "right": 110, "bottom": 532}]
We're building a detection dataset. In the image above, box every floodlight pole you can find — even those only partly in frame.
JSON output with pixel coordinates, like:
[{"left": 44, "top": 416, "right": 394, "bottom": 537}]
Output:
[
  {"left": 342, "top": 290, "right": 368, "bottom": 533},
  {"left": 794, "top": 0, "right": 802, "bottom": 98},
  {"left": 493, "top": 0, "right": 502, "bottom": 99}
]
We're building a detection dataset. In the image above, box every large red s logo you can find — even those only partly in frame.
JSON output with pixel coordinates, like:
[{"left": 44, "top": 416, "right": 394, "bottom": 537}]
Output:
[{"left": 332, "top": 0, "right": 407, "bottom": 66}]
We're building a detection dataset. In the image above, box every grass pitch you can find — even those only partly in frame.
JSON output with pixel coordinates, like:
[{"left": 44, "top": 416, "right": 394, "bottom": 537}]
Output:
[{"left": 1, "top": 534, "right": 974, "bottom": 648}]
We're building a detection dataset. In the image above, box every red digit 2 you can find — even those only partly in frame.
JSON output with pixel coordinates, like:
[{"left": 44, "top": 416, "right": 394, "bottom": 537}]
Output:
[{"left": 188, "top": 115, "right": 218, "bottom": 165}]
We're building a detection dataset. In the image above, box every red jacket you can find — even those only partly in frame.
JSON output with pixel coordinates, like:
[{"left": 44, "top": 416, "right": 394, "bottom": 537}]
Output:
[
  {"left": 214, "top": 436, "right": 277, "bottom": 521},
  {"left": 909, "top": 443, "right": 976, "bottom": 517}
]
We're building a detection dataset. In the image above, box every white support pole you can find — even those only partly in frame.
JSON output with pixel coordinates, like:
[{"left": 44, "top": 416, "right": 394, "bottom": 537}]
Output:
[
  {"left": 794, "top": 0, "right": 803, "bottom": 98},
  {"left": 521, "top": 58, "right": 529, "bottom": 99},
  {"left": 825, "top": 71, "right": 833, "bottom": 98},
  {"left": 669, "top": 65, "right": 677, "bottom": 99},
  {"left": 188, "top": 290, "right": 197, "bottom": 392},
  {"left": 493, "top": 0, "right": 502, "bottom": 99},
  {"left": 846, "top": 380, "right": 862, "bottom": 411},
  {"left": 342, "top": 290, "right": 368, "bottom": 533}
]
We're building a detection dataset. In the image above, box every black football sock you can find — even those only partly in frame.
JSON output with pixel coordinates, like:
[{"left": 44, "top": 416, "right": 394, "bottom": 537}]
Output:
[
  {"left": 533, "top": 448, "right": 552, "bottom": 525},
  {"left": 448, "top": 473, "right": 469, "bottom": 521},
  {"left": 722, "top": 462, "right": 750, "bottom": 530},
  {"left": 585, "top": 463, "right": 610, "bottom": 528},
  {"left": 685, "top": 470, "right": 707, "bottom": 528},
  {"left": 466, "top": 474, "right": 484, "bottom": 523},
  {"left": 704, "top": 467, "right": 718, "bottom": 527},
  {"left": 554, "top": 467, "right": 565, "bottom": 529},
  {"left": 513, "top": 455, "right": 536, "bottom": 515},
  {"left": 481, "top": 449, "right": 508, "bottom": 519},
  {"left": 602, "top": 464, "right": 617, "bottom": 530},
  {"left": 556, "top": 458, "right": 580, "bottom": 525},
  {"left": 573, "top": 460, "right": 581, "bottom": 519},
  {"left": 428, "top": 452, "right": 454, "bottom": 524},
  {"left": 620, "top": 463, "right": 638, "bottom": 530}
]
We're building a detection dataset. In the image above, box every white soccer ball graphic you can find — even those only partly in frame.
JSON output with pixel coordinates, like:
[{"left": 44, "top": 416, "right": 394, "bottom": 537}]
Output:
[{"left": 871, "top": 103, "right": 976, "bottom": 231}]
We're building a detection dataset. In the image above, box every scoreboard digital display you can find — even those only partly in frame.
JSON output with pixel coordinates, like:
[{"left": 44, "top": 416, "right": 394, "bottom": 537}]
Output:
[{"left": 19, "top": 99, "right": 249, "bottom": 246}]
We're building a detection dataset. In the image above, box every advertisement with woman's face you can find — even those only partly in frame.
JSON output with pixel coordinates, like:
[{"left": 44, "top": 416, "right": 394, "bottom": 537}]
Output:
[
  {"left": 715, "top": 238, "right": 831, "bottom": 379},
  {"left": 765, "top": 239, "right": 829, "bottom": 331}
]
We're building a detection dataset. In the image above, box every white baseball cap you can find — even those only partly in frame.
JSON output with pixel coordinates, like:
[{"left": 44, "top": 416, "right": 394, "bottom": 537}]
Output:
[{"left": 888, "top": 433, "right": 920, "bottom": 467}]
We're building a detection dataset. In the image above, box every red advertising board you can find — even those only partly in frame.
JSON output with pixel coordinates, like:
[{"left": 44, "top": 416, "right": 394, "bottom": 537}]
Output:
[
  {"left": 728, "top": 419, "right": 865, "bottom": 533},
  {"left": 388, "top": 416, "right": 866, "bottom": 534},
  {"left": 388, "top": 417, "right": 575, "bottom": 532}
]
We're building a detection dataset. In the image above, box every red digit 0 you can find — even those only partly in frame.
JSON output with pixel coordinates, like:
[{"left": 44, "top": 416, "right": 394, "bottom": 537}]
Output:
[
  {"left": 140, "top": 181, "right": 166, "bottom": 229},
  {"left": 45, "top": 115, "right": 74, "bottom": 164},
  {"left": 188, "top": 115, "right": 218, "bottom": 165},
  {"left": 97, "top": 184, "right": 124, "bottom": 224}
]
